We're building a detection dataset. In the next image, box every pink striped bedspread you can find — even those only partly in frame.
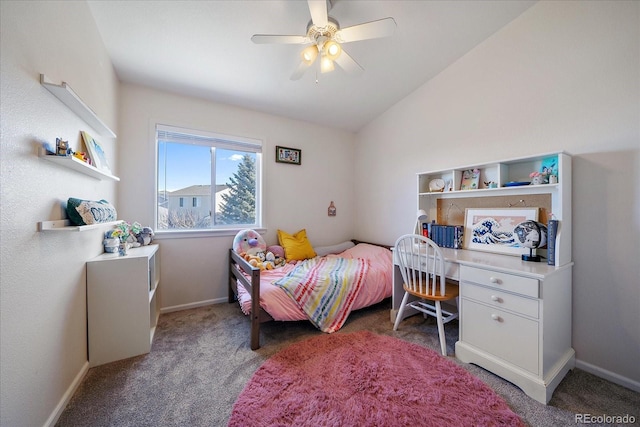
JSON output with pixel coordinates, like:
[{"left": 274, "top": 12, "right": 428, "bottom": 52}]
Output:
[{"left": 236, "top": 243, "right": 393, "bottom": 322}]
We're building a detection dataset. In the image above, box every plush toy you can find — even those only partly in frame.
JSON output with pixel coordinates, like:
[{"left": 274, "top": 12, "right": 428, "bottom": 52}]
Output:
[
  {"left": 136, "top": 227, "right": 154, "bottom": 246},
  {"left": 103, "top": 230, "right": 119, "bottom": 253},
  {"left": 264, "top": 251, "right": 286, "bottom": 269},
  {"left": 233, "top": 229, "right": 266, "bottom": 256},
  {"left": 233, "top": 230, "right": 287, "bottom": 270},
  {"left": 242, "top": 251, "right": 272, "bottom": 271}
]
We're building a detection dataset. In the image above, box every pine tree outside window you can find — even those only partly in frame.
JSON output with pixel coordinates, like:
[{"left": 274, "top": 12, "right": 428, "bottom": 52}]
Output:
[{"left": 156, "top": 124, "right": 262, "bottom": 233}]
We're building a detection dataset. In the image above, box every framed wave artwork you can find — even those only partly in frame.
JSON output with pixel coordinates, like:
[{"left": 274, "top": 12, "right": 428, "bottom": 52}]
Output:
[{"left": 464, "top": 207, "right": 539, "bottom": 256}]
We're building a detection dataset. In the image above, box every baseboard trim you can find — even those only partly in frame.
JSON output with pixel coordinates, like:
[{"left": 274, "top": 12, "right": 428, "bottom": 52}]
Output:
[
  {"left": 575, "top": 358, "right": 640, "bottom": 393},
  {"left": 160, "top": 298, "right": 226, "bottom": 314},
  {"left": 44, "top": 361, "right": 89, "bottom": 427}
]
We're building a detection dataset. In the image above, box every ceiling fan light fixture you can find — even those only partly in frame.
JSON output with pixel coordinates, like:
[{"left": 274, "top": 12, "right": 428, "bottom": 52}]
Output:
[
  {"left": 323, "top": 40, "right": 342, "bottom": 60},
  {"left": 320, "top": 55, "right": 335, "bottom": 73},
  {"left": 301, "top": 45, "right": 319, "bottom": 65}
]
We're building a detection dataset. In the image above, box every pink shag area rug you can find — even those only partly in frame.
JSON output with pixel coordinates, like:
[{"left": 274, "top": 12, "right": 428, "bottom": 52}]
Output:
[{"left": 228, "top": 331, "right": 523, "bottom": 427}]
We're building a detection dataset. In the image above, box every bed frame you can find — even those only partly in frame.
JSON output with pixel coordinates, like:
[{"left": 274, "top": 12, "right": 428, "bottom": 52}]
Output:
[{"left": 228, "top": 240, "right": 391, "bottom": 350}]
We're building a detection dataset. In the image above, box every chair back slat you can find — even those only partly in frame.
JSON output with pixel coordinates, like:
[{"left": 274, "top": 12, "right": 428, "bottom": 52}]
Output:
[{"left": 394, "top": 234, "right": 446, "bottom": 297}]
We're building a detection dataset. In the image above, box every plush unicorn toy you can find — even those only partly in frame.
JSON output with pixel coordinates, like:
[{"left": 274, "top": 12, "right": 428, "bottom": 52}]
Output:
[{"left": 232, "top": 229, "right": 266, "bottom": 256}]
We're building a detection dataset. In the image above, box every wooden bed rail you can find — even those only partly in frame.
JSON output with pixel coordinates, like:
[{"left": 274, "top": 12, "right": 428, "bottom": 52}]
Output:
[
  {"left": 228, "top": 248, "right": 272, "bottom": 350},
  {"left": 229, "top": 249, "right": 261, "bottom": 349}
]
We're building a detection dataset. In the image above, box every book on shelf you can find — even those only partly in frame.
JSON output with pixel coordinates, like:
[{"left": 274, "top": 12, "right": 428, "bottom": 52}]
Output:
[
  {"left": 453, "top": 225, "right": 464, "bottom": 249},
  {"left": 427, "top": 223, "right": 463, "bottom": 249},
  {"left": 547, "top": 219, "right": 558, "bottom": 265}
]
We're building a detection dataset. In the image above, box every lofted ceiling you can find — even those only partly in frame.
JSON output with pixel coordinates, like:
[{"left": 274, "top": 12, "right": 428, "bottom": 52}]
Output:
[{"left": 87, "top": 0, "right": 536, "bottom": 133}]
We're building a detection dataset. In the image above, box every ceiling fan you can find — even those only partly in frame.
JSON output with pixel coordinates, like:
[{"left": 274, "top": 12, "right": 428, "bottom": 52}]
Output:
[{"left": 251, "top": 0, "right": 396, "bottom": 80}]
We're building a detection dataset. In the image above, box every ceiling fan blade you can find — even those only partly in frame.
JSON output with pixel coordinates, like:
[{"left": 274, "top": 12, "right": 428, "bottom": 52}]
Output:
[
  {"left": 334, "top": 49, "right": 364, "bottom": 75},
  {"left": 335, "top": 17, "right": 396, "bottom": 43},
  {"left": 251, "top": 34, "right": 309, "bottom": 44},
  {"left": 290, "top": 60, "right": 313, "bottom": 80},
  {"left": 308, "top": 0, "right": 328, "bottom": 28}
]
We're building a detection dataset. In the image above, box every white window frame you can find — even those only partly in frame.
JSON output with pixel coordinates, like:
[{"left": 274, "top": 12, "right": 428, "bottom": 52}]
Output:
[{"left": 154, "top": 123, "right": 263, "bottom": 238}]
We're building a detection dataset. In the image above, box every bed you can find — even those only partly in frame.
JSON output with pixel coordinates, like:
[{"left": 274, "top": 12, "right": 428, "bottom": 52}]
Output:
[{"left": 228, "top": 240, "right": 393, "bottom": 350}]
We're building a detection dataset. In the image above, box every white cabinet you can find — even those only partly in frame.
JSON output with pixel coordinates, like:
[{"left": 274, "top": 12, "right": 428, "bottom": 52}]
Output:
[
  {"left": 87, "top": 245, "right": 160, "bottom": 367},
  {"left": 456, "top": 264, "right": 575, "bottom": 404}
]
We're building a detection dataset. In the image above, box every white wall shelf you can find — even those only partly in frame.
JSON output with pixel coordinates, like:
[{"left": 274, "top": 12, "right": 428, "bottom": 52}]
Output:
[
  {"left": 40, "top": 74, "right": 116, "bottom": 138},
  {"left": 39, "top": 148, "right": 119, "bottom": 181},
  {"left": 38, "top": 219, "right": 122, "bottom": 232}
]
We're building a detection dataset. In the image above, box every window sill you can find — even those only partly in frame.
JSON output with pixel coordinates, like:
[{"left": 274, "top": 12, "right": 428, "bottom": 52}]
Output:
[{"left": 153, "top": 227, "right": 266, "bottom": 240}]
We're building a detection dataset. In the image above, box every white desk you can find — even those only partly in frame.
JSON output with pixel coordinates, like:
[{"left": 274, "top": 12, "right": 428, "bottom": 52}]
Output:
[{"left": 392, "top": 247, "right": 575, "bottom": 404}]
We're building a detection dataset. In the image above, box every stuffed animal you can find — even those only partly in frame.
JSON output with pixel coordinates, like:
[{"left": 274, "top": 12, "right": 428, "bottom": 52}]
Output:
[
  {"left": 103, "top": 230, "right": 119, "bottom": 253},
  {"left": 264, "top": 250, "right": 286, "bottom": 269},
  {"left": 136, "top": 227, "right": 154, "bottom": 246},
  {"left": 233, "top": 230, "right": 287, "bottom": 270},
  {"left": 242, "top": 251, "right": 272, "bottom": 271},
  {"left": 233, "top": 229, "right": 266, "bottom": 256}
]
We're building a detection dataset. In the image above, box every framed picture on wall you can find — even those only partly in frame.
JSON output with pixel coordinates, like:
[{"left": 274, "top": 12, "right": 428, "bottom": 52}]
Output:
[
  {"left": 464, "top": 207, "right": 539, "bottom": 256},
  {"left": 275, "top": 146, "right": 301, "bottom": 165},
  {"left": 82, "top": 131, "right": 111, "bottom": 173}
]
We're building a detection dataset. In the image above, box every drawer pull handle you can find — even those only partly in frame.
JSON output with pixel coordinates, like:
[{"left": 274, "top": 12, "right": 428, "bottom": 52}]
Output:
[
  {"left": 489, "top": 276, "right": 500, "bottom": 284},
  {"left": 491, "top": 295, "right": 502, "bottom": 303},
  {"left": 491, "top": 314, "right": 503, "bottom": 322}
]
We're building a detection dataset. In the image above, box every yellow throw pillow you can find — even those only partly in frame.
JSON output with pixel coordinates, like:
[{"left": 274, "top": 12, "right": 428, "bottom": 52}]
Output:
[{"left": 277, "top": 229, "right": 317, "bottom": 262}]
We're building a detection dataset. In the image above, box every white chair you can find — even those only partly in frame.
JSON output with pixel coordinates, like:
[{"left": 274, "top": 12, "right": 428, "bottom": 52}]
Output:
[{"left": 393, "top": 234, "right": 459, "bottom": 356}]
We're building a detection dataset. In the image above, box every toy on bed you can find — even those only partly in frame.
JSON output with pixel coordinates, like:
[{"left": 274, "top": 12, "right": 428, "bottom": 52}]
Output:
[{"left": 232, "top": 229, "right": 285, "bottom": 270}]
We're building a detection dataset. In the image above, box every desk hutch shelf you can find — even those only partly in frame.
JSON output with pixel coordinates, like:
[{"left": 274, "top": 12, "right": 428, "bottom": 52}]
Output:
[{"left": 417, "top": 151, "right": 571, "bottom": 266}]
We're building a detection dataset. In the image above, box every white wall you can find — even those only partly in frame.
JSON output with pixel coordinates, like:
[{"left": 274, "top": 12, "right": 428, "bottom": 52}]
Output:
[
  {"left": 0, "top": 1, "right": 119, "bottom": 426},
  {"left": 354, "top": 1, "right": 639, "bottom": 389},
  {"left": 117, "top": 84, "right": 355, "bottom": 310}
]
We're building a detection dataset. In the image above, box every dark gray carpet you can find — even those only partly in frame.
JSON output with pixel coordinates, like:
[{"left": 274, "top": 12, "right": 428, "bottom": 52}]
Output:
[{"left": 56, "top": 300, "right": 639, "bottom": 426}]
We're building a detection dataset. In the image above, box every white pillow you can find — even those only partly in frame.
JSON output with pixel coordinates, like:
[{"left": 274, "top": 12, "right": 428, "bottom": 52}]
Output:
[{"left": 314, "top": 241, "right": 355, "bottom": 257}]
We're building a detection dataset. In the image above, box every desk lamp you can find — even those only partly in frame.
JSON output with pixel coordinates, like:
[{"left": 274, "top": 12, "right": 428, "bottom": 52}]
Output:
[{"left": 414, "top": 209, "right": 428, "bottom": 236}]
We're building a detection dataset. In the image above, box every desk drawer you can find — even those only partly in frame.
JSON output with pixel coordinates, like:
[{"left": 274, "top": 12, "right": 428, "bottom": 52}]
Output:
[
  {"left": 461, "top": 282, "right": 539, "bottom": 319},
  {"left": 460, "top": 265, "right": 539, "bottom": 298},
  {"left": 460, "top": 299, "right": 539, "bottom": 375}
]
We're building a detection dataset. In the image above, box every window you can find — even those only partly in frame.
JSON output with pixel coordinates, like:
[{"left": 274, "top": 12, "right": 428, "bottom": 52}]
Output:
[{"left": 156, "top": 124, "right": 262, "bottom": 232}]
